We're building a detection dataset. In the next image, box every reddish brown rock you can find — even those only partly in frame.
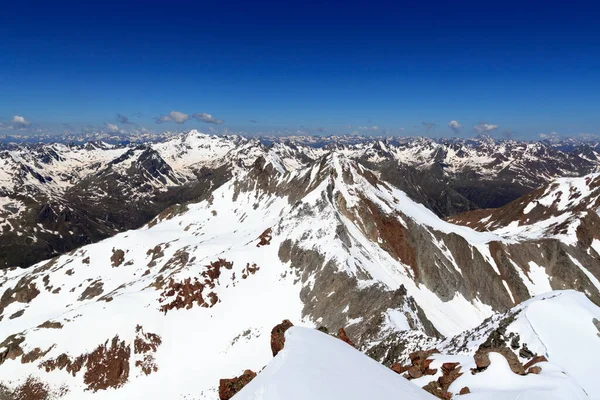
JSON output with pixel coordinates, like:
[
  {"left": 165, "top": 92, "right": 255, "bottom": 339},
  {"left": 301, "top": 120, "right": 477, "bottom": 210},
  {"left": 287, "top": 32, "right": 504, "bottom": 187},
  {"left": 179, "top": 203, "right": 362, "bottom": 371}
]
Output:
[
  {"left": 219, "top": 370, "right": 257, "bottom": 400},
  {"left": 438, "top": 367, "right": 462, "bottom": 391},
  {"left": 441, "top": 362, "right": 460, "bottom": 375},
  {"left": 527, "top": 366, "right": 542, "bottom": 375},
  {"left": 459, "top": 386, "right": 471, "bottom": 395},
  {"left": 337, "top": 328, "right": 355, "bottom": 347},
  {"left": 256, "top": 228, "right": 273, "bottom": 247},
  {"left": 422, "top": 380, "right": 451, "bottom": 399},
  {"left": 83, "top": 336, "right": 131, "bottom": 392},
  {"left": 407, "top": 366, "right": 424, "bottom": 379},
  {"left": 391, "top": 363, "right": 410, "bottom": 374},
  {"left": 523, "top": 355, "right": 548, "bottom": 370},
  {"left": 474, "top": 347, "right": 524, "bottom": 375},
  {"left": 409, "top": 349, "right": 440, "bottom": 365},
  {"left": 270, "top": 320, "right": 294, "bottom": 356}
]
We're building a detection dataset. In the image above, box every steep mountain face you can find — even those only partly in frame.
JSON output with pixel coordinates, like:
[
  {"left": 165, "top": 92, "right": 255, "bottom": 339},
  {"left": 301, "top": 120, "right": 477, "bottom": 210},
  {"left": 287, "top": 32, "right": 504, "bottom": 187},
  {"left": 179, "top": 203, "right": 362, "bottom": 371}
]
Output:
[
  {"left": 1, "top": 133, "right": 598, "bottom": 270},
  {"left": 447, "top": 173, "right": 600, "bottom": 305},
  {"left": 1, "top": 144, "right": 599, "bottom": 398}
]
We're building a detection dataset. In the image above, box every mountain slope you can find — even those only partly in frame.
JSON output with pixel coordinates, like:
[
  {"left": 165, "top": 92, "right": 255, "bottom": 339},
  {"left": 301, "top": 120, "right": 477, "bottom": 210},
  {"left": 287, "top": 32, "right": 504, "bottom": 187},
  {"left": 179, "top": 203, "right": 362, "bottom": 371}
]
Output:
[
  {"left": 2, "top": 132, "right": 599, "bottom": 270},
  {"left": 2, "top": 149, "right": 600, "bottom": 398}
]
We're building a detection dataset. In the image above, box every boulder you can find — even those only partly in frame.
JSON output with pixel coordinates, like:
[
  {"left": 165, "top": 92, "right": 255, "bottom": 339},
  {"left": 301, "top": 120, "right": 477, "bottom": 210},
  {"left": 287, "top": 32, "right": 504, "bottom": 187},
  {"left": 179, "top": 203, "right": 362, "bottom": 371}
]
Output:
[
  {"left": 270, "top": 320, "right": 294, "bottom": 357},
  {"left": 474, "top": 347, "right": 524, "bottom": 375},
  {"left": 527, "top": 366, "right": 542, "bottom": 375},
  {"left": 337, "top": 328, "right": 355, "bottom": 347},
  {"left": 219, "top": 370, "right": 257, "bottom": 400},
  {"left": 390, "top": 363, "right": 409, "bottom": 374}
]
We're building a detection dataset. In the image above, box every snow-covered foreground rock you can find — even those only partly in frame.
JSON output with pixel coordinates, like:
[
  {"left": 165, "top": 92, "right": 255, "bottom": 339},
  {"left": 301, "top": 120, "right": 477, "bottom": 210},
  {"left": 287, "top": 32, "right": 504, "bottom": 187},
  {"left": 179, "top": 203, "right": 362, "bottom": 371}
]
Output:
[
  {"left": 234, "top": 326, "right": 437, "bottom": 400},
  {"left": 434, "top": 291, "right": 600, "bottom": 399}
]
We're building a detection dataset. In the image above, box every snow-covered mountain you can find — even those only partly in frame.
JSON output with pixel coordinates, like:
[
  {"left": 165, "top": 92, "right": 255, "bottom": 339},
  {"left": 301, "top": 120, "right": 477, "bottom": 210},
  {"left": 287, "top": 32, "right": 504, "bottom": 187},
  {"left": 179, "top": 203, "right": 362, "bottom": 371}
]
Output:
[
  {"left": 1, "top": 132, "right": 599, "bottom": 399},
  {"left": 1, "top": 131, "right": 598, "bottom": 270}
]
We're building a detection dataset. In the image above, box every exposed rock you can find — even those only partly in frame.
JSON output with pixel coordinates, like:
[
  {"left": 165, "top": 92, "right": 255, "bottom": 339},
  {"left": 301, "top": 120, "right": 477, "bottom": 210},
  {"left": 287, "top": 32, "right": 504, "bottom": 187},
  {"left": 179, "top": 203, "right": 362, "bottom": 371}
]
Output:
[
  {"left": 390, "top": 363, "right": 409, "bottom": 374},
  {"left": 337, "top": 328, "right": 355, "bottom": 347},
  {"left": 527, "top": 366, "right": 542, "bottom": 374},
  {"left": 474, "top": 347, "right": 524, "bottom": 375},
  {"left": 83, "top": 337, "right": 130, "bottom": 392},
  {"left": 110, "top": 249, "right": 125, "bottom": 267},
  {"left": 438, "top": 365, "right": 462, "bottom": 391},
  {"left": 257, "top": 228, "right": 272, "bottom": 247},
  {"left": 9, "top": 310, "right": 24, "bottom": 320},
  {"left": 519, "top": 343, "right": 534, "bottom": 359},
  {"left": 201, "top": 258, "right": 234, "bottom": 288},
  {"left": 422, "top": 380, "right": 451, "bottom": 399},
  {"left": 459, "top": 386, "right": 471, "bottom": 395},
  {"left": 441, "top": 362, "right": 460, "bottom": 375},
  {"left": 523, "top": 355, "right": 548, "bottom": 370},
  {"left": 21, "top": 347, "right": 53, "bottom": 364},
  {"left": 0, "top": 277, "right": 40, "bottom": 318},
  {"left": 78, "top": 280, "right": 104, "bottom": 301},
  {"left": 219, "top": 369, "right": 256, "bottom": 400},
  {"left": 0, "top": 334, "right": 25, "bottom": 365},
  {"left": 12, "top": 376, "right": 51, "bottom": 400},
  {"left": 158, "top": 278, "right": 205, "bottom": 313},
  {"left": 407, "top": 366, "right": 424, "bottom": 379},
  {"left": 37, "top": 321, "right": 63, "bottom": 329},
  {"left": 41, "top": 335, "right": 130, "bottom": 391},
  {"left": 133, "top": 325, "right": 162, "bottom": 354},
  {"left": 270, "top": 320, "right": 294, "bottom": 356}
]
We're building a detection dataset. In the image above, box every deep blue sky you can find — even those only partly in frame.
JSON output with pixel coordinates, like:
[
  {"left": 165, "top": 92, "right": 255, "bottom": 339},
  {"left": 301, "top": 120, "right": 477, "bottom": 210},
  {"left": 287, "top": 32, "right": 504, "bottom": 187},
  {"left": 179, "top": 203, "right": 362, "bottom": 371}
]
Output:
[{"left": 1, "top": 0, "right": 599, "bottom": 139}]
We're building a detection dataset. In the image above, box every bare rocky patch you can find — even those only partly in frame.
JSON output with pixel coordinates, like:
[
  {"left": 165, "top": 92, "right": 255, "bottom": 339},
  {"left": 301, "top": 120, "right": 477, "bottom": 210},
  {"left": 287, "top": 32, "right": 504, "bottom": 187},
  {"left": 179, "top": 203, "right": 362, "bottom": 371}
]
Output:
[
  {"left": 256, "top": 228, "right": 272, "bottom": 247},
  {"left": 78, "top": 280, "right": 104, "bottom": 301},
  {"left": 110, "top": 249, "right": 125, "bottom": 267},
  {"left": 37, "top": 321, "right": 63, "bottom": 330},
  {"left": 0, "top": 334, "right": 25, "bottom": 366},
  {"left": 133, "top": 325, "right": 162, "bottom": 376},
  {"left": 146, "top": 244, "right": 165, "bottom": 267},
  {"left": 219, "top": 370, "right": 256, "bottom": 400},
  {"left": 241, "top": 263, "right": 259, "bottom": 279},
  {"left": 41, "top": 336, "right": 130, "bottom": 392},
  {"left": 158, "top": 278, "right": 206, "bottom": 313},
  {"left": 0, "top": 276, "right": 41, "bottom": 318},
  {"left": 158, "top": 248, "right": 190, "bottom": 273}
]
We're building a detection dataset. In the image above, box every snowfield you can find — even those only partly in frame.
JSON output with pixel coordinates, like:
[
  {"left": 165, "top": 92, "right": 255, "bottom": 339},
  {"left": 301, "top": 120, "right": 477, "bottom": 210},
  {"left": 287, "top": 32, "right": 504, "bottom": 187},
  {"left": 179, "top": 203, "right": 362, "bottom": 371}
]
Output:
[{"left": 234, "top": 327, "right": 437, "bottom": 400}]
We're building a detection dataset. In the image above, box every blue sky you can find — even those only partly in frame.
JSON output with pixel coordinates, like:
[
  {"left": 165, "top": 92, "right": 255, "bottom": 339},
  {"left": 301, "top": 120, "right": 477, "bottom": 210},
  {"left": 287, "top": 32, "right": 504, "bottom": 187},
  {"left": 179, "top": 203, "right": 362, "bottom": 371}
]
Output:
[{"left": 1, "top": 0, "right": 599, "bottom": 139}]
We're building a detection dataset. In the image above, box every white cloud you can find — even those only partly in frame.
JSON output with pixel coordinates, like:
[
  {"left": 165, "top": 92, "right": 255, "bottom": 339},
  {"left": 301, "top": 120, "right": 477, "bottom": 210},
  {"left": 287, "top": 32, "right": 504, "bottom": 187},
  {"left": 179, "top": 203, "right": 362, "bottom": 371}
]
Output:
[
  {"left": 473, "top": 122, "right": 499, "bottom": 134},
  {"left": 12, "top": 115, "right": 30, "bottom": 127},
  {"left": 192, "top": 112, "right": 223, "bottom": 124},
  {"left": 156, "top": 111, "right": 190, "bottom": 124},
  {"left": 448, "top": 120, "right": 462, "bottom": 133},
  {"left": 105, "top": 122, "right": 125, "bottom": 134},
  {"left": 539, "top": 131, "right": 560, "bottom": 141},
  {"left": 358, "top": 126, "right": 379, "bottom": 131}
]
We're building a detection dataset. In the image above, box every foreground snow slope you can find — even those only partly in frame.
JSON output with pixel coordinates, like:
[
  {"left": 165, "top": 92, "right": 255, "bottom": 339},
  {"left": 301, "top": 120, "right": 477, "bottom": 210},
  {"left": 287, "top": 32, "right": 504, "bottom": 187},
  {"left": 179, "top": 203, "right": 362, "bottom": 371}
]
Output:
[
  {"left": 234, "top": 327, "right": 437, "bottom": 400},
  {"left": 437, "top": 290, "right": 600, "bottom": 399}
]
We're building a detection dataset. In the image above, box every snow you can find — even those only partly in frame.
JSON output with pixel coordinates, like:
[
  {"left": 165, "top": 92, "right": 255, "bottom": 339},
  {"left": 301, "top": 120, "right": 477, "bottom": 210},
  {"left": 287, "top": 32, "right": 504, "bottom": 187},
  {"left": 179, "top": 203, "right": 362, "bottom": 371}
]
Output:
[
  {"left": 385, "top": 309, "right": 411, "bottom": 331},
  {"left": 233, "top": 327, "right": 437, "bottom": 400},
  {"left": 522, "top": 201, "right": 537, "bottom": 215},
  {"left": 450, "top": 353, "right": 587, "bottom": 399},
  {"left": 517, "top": 291, "right": 600, "bottom": 399}
]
